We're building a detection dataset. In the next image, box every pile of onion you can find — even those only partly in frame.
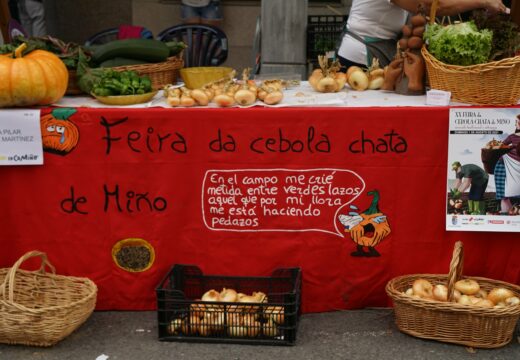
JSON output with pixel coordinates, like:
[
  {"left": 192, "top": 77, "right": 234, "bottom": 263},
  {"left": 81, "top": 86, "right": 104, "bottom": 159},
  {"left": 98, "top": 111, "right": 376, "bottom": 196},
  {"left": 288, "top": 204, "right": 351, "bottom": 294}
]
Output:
[
  {"left": 164, "top": 68, "right": 284, "bottom": 107},
  {"left": 347, "top": 58, "right": 384, "bottom": 91},
  {"left": 166, "top": 287, "right": 286, "bottom": 338},
  {"left": 308, "top": 55, "right": 346, "bottom": 93},
  {"left": 403, "top": 278, "right": 519, "bottom": 308}
]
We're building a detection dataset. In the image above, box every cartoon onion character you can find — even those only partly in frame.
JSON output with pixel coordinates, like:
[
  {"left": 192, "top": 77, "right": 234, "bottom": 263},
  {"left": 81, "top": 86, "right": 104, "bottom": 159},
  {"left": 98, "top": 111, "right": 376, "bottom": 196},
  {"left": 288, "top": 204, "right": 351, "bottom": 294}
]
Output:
[
  {"left": 338, "top": 190, "right": 391, "bottom": 257},
  {"left": 41, "top": 108, "right": 79, "bottom": 155}
]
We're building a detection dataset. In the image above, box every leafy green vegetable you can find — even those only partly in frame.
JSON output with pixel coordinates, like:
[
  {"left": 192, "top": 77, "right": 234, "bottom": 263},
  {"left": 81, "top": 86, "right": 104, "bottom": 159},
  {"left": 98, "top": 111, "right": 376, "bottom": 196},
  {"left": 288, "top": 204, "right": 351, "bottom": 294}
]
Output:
[
  {"left": 77, "top": 50, "right": 153, "bottom": 96},
  {"left": 471, "top": 10, "right": 520, "bottom": 61},
  {"left": 424, "top": 21, "right": 492, "bottom": 66},
  {"left": 0, "top": 35, "right": 93, "bottom": 69}
]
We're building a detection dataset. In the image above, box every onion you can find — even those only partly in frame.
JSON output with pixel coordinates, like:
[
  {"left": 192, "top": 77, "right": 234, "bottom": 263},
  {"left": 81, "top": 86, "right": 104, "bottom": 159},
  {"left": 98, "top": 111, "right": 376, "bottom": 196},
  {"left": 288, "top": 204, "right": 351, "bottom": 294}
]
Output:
[
  {"left": 452, "top": 289, "right": 462, "bottom": 302},
  {"left": 474, "top": 299, "right": 494, "bottom": 308},
  {"left": 263, "top": 91, "right": 283, "bottom": 105},
  {"left": 167, "top": 96, "right": 180, "bottom": 107},
  {"left": 220, "top": 288, "right": 238, "bottom": 302},
  {"left": 190, "top": 89, "right": 209, "bottom": 106},
  {"left": 190, "top": 301, "right": 206, "bottom": 318},
  {"left": 412, "top": 278, "right": 433, "bottom": 299},
  {"left": 432, "top": 284, "right": 448, "bottom": 302},
  {"left": 458, "top": 294, "right": 473, "bottom": 306},
  {"left": 488, "top": 288, "right": 515, "bottom": 304},
  {"left": 454, "top": 279, "right": 480, "bottom": 295},
  {"left": 180, "top": 95, "right": 195, "bottom": 107},
  {"left": 181, "top": 314, "right": 200, "bottom": 335},
  {"left": 505, "top": 296, "right": 520, "bottom": 306},
  {"left": 265, "top": 305, "right": 284, "bottom": 324},
  {"left": 202, "top": 289, "right": 221, "bottom": 302},
  {"left": 234, "top": 89, "right": 256, "bottom": 106},
  {"left": 168, "top": 318, "right": 182, "bottom": 335},
  {"left": 263, "top": 318, "right": 278, "bottom": 337},
  {"left": 368, "top": 76, "right": 384, "bottom": 90},
  {"left": 475, "top": 289, "right": 488, "bottom": 299},
  {"left": 213, "top": 94, "right": 235, "bottom": 107},
  {"left": 317, "top": 77, "right": 337, "bottom": 92}
]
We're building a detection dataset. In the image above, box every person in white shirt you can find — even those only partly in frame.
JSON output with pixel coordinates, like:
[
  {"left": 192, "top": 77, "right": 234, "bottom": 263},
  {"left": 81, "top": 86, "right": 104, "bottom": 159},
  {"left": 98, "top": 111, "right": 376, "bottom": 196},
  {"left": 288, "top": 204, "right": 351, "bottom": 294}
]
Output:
[
  {"left": 181, "top": 0, "right": 223, "bottom": 27},
  {"left": 337, "top": 0, "right": 510, "bottom": 71}
]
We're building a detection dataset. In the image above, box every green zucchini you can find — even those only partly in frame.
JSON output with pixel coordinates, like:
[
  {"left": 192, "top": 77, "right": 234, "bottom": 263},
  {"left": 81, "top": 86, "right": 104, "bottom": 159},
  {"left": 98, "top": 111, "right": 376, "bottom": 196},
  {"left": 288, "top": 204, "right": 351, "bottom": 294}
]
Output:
[
  {"left": 99, "top": 57, "right": 150, "bottom": 68},
  {"left": 92, "top": 39, "right": 170, "bottom": 64},
  {"left": 165, "top": 41, "right": 187, "bottom": 57}
]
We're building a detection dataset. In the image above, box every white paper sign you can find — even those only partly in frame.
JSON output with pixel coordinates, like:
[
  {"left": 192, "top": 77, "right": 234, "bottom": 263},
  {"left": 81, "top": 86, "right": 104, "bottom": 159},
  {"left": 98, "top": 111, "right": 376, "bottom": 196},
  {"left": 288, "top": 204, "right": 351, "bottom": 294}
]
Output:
[
  {"left": 426, "top": 89, "right": 451, "bottom": 106},
  {"left": 0, "top": 110, "right": 43, "bottom": 165}
]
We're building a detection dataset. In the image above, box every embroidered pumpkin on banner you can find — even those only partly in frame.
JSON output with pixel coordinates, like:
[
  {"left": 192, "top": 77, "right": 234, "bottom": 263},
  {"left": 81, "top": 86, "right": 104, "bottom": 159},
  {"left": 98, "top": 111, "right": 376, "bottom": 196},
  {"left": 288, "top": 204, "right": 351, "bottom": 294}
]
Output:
[{"left": 41, "top": 108, "right": 80, "bottom": 155}]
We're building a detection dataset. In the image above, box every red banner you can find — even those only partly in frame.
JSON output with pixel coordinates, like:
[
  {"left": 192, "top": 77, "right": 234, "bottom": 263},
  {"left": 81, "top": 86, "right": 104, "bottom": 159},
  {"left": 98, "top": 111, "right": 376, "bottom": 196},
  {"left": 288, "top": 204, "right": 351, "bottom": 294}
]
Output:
[{"left": 1, "top": 106, "right": 519, "bottom": 312}]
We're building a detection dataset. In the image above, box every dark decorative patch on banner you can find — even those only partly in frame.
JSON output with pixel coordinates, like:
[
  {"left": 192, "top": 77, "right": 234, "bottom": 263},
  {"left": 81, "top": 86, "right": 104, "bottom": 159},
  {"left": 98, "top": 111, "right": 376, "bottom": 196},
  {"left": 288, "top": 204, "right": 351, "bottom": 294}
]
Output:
[{"left": 112, "top": 238, "right": 155, "bottom": 272}]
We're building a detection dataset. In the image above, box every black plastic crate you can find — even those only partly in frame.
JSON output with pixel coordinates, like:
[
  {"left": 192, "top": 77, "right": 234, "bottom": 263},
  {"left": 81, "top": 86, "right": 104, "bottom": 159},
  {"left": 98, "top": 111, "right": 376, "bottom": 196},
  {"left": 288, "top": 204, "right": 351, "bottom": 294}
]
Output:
[
  {"left": 156, "top": 264, "right": 302, "bottom": 346},
  {"left": 307, "top": 15, "right": 348, "bottom": 66}
]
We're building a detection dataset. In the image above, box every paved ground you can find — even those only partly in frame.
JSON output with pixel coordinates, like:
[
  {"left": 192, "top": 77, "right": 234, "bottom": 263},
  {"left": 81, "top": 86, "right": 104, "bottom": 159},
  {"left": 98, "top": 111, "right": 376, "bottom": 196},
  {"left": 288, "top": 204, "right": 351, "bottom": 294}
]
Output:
[{"left": 0, "top": 309, "right": 519, "bottom": 360}]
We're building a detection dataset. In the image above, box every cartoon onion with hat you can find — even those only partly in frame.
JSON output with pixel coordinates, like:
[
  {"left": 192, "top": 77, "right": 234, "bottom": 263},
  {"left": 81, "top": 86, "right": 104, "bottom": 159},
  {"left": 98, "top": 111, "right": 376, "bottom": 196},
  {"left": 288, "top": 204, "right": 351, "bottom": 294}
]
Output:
[{"left": 338, "top": 190, "right": 391, "bottom": 257}]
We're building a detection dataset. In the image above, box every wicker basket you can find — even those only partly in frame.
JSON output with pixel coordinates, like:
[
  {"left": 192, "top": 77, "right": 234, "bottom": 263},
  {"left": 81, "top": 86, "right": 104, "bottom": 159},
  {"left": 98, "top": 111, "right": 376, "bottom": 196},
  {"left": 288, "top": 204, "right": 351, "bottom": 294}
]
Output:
[
  {"left": 0, "top": 251, "right": 97, "bottom": 347},
  {"left": 422, "top": 47, "right": 520, "bottom": 105},
  {"left": 421, "top": 0, "right": 520, "bottom": 105},
  {"left": 481, "top": 147, "right": 511, "bottom": 174},
  {"left": 66, "top": 70, "right": 84, "bottom": 95},
  {"left": 386, "top": 241, "right": 520, "bottom": 348},
  {"left": 112, "top": 56, "right": 184, "bottom": 90}
]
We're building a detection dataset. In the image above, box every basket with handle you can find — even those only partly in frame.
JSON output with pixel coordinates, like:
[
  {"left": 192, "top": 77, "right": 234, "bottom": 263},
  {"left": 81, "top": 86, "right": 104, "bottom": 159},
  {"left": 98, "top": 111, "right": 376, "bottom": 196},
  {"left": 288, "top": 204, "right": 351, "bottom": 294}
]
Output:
[
  {"left": 421, "top": 0, "right": 520, "bottom": 105},
  {"left": 111, "top": 55, "right": 184, "bottom": 90},
  {"left": 0, "top": 251, "right": 97, "bottom": 347},
  {"left": 386, "top": 241, "right": 520, "bottom": 348}
]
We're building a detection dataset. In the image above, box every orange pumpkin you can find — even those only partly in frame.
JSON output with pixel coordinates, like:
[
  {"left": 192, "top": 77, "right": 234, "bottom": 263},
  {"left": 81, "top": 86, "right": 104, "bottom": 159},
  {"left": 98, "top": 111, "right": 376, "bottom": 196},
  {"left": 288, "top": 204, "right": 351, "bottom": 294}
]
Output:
[
  {"left": 0, "top": 43, "right": 68, "bottom": 107},
  {"left": 41, "top": 109, "right": 80, "bottom": 154}
]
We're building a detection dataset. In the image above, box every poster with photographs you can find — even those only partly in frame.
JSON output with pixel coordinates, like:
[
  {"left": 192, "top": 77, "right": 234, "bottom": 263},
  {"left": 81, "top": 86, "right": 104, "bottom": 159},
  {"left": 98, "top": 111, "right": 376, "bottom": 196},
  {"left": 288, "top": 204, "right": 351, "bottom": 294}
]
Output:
[{"left": 447, "top": 108, "right": 520, "bottom": 232}]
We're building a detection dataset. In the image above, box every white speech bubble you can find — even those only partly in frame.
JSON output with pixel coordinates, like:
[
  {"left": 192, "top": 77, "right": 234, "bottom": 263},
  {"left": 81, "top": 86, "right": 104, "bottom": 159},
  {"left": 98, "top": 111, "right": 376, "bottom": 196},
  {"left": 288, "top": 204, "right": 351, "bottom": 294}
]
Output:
[{"left": 202, "top": 168, "right": 366, "bottom": 237}]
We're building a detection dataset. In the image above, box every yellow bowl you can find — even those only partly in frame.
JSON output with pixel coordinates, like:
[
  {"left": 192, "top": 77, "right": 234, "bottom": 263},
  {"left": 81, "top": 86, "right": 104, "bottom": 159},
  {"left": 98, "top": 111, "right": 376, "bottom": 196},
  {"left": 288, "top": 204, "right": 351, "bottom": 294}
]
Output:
[
  {"left": 92, "top": 91, "right": 158, "bottom": 105},
  {"left": 180, "top": 66, "right": 233, "bottom": 89}
]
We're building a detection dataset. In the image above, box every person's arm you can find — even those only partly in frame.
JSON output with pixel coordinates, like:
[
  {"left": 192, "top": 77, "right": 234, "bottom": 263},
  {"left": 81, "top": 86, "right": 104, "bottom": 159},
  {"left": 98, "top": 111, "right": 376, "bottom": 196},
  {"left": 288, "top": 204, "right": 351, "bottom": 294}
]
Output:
[
  {"left": 391, "top": 0, "right": 508, "bottom": 16},
  {"left": 459, "top": 177, "right": 472, "bottom": 193},
  {"left": 453, "top": 178, "right": 462, "bottom": 191}
]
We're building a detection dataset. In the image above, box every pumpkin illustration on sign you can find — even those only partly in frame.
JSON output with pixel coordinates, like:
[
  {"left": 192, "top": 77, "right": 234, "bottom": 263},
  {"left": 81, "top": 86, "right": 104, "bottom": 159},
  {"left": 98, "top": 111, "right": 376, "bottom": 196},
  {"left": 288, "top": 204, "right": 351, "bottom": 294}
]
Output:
[
  {"left": 338, "top": 190, "right": 391, "bottom": 257},
  {"left": 41, "top": 108, "right": 80, "bottom": 155}
]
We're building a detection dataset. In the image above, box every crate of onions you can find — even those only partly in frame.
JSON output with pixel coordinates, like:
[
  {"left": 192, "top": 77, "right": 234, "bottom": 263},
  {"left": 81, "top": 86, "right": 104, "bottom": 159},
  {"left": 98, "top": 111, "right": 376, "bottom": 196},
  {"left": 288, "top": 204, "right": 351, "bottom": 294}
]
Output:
[
  {"left": 386, "top": 241, "right": 520, "bottom": 348},
  {"left": 156, "top": 264, "right": 301, "bottom": 345}
]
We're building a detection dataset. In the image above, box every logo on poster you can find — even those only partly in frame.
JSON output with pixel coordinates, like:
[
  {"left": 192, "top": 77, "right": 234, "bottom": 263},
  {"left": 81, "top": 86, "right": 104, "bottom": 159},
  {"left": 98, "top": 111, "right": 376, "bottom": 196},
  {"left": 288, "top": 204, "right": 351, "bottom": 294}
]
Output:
[
  {"left": 488, "top": 220, "right": 504, "bottom": 224},
  {"left": 451, "top": 216, "right": 458, "bottom": 225}
]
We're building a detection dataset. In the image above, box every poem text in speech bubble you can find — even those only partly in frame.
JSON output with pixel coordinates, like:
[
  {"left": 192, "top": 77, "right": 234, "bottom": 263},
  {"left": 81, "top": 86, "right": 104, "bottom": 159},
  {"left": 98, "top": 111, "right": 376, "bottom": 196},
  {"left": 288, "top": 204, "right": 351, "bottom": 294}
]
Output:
[{"left": 202, "top": 169, "right": 365, "bottom": 236}]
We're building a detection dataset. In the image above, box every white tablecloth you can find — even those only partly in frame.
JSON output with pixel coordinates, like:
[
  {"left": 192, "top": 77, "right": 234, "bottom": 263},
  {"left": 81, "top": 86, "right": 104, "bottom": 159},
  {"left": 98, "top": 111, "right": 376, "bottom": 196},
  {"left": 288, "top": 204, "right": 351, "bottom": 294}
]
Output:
[{"left": 53, "top": 82, "right": 472, "bottom": 109}]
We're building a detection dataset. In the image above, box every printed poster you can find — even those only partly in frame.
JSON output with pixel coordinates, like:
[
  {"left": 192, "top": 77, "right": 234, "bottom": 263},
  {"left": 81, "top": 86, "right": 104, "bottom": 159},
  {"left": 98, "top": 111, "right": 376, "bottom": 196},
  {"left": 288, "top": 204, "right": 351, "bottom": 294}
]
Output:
[{"left": 447, "top": 108, "right": 520, "bottom": 232}]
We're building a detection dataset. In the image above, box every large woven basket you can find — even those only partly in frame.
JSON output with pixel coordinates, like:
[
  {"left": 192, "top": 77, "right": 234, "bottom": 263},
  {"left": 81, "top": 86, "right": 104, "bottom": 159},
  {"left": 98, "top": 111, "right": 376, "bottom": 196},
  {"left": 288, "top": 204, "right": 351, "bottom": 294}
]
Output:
[
  {"left": 112, "top": 55, "right": 184, "bottom": 90},
  {"left": 386, "top": 241, "right": 520, "bottom": 348},
  {"left": 422, "top": 46, "right": 520, "bottom": 105},
  {"left": 421, "top": 0, "right": 520, "bottom": 105},
  {"left": 0, "top": 251, "right": 97, "bottom": 347}
]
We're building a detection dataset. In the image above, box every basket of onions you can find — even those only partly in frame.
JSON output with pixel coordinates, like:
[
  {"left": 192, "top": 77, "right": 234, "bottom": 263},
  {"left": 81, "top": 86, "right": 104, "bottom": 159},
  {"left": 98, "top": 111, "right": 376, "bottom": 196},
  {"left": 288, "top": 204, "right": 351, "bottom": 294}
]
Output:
[{"left": 386, "top": 241, "right": 520, "bottom": 348}]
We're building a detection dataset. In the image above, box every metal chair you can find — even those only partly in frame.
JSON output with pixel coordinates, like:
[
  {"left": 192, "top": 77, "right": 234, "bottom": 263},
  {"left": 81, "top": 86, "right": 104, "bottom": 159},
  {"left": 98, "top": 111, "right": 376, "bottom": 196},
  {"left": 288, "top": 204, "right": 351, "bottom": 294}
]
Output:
[
  {"left": 84, "top": 26, "right": 153, "bottom": 47},
  {"left": 156, "top": 24, "right": 228, "bottom": 67}
]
